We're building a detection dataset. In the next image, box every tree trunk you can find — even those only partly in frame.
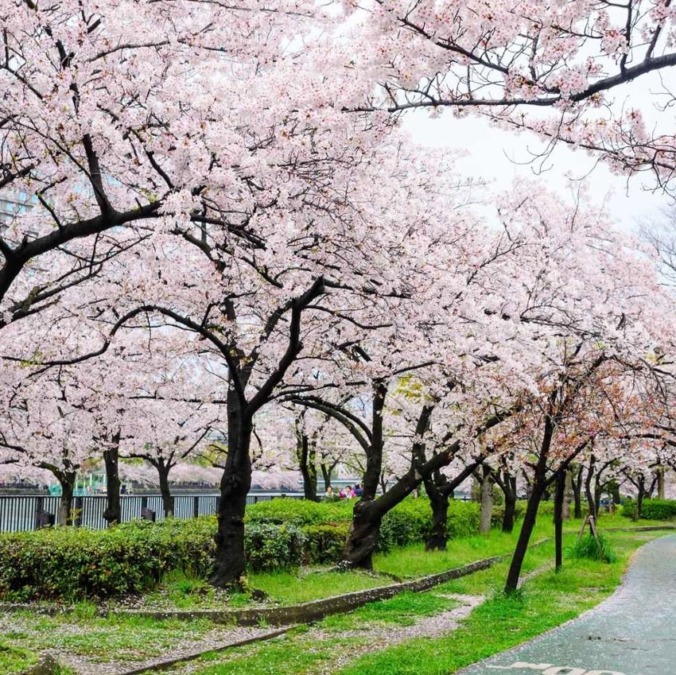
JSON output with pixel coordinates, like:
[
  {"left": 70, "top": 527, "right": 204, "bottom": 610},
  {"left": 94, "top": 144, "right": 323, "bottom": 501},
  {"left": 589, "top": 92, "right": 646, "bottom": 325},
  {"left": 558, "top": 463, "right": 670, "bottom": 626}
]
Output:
[
  {"left": 298, "top": 433, "right": 318, "bottom": 501},
  {"left": 320, "top": 463, "right": 333, "bottom": 491},
  {"left": 501, "top": 474, "right": 518, "bottom": 533},
  {"left": 479, "top": 467, "right": 494, "bottom": 534},
  {"left": 342, "top": 500, "right": 382, "bottom": 569},
  {"left": 636, "top": 478, "right": 645, "bottom": 520},
  {"left": 157, "top": 461, "right": 174, "bottom": 518},
  {"left": 657, "top": 466, "right": 666, "bottom": 500},
  {"left": 572, "top": 465, "right": 583, "bottom": 519},
  {"left": 504, "top": 416, "right": 553, "bottom": 594},
  {"left": 103, "top": 442, "right": 121, "bottom": 527},
  {"left": 562, "top": 469, "right": 572, "bottom": 521},
  {"left": 343, "top": 381, "right": 387, "bottom": 568},
  {"left": 585, "top": 457, "right": 597, "bottom": 519},
  {"left": 424, "top": 473, "right": 449, "bottom": 551},
  {"left": 58, "top": 472, "right": 77, "bottom": 526},
  {"left": 210, "top": 397, "right": 253, "bottom": 588},
  {"left": 554, "top": 470, "right": 565, "bottom": 572}
]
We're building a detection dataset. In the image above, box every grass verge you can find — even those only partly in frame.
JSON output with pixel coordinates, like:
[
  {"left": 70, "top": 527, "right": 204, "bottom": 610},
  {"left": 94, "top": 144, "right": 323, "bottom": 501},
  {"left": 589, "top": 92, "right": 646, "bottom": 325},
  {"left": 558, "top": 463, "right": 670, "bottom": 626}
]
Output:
[{"left": 181, "top": 529, "right": 664, "bottom": 675}]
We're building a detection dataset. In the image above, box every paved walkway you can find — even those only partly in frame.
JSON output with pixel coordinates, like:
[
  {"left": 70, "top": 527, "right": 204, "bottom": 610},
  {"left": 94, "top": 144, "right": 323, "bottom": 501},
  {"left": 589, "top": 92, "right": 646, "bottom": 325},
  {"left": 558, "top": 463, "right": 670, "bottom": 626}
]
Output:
[{"left": 458, "top": 535, "right": 676, "bottom": 675}]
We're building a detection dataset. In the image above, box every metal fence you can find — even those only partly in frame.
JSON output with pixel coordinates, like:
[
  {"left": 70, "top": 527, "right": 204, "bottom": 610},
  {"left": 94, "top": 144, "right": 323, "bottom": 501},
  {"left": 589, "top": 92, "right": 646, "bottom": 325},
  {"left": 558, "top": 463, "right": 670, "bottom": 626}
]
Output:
[{"left": 0, "top": 492, "right": 304, "bottom": 533}]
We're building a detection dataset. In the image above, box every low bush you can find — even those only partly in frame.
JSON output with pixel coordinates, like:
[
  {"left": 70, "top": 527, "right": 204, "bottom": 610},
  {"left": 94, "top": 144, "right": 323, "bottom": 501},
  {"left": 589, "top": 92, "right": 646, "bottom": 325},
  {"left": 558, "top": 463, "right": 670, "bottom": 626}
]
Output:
[
  {"left": 303, "top": 523, "right": 351, "bottom": 564},
  {"left": 621, "top": 498, "right": 676, "bottom": 520},
  {"left": 638, "top": 499, "right": 676, "bottom": 520},
  {"left": 621, "top": 499, "right": 636, "bottom": 519},
  {"left": 245, "top": 522, "right": 305, "bottom": 572},
  {"left": 0, "top": 518, "right": 216, "bottom": 602},
  {"left": 246, "top": 498, "right": 353, "bottom": 526}
]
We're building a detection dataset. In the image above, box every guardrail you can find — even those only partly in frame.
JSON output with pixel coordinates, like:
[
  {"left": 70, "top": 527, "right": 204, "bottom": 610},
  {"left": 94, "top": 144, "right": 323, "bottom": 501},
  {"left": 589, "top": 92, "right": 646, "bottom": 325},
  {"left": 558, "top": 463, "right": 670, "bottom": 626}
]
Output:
[{"left": 0, "top": 492, "right": 305, "bottom": 533}]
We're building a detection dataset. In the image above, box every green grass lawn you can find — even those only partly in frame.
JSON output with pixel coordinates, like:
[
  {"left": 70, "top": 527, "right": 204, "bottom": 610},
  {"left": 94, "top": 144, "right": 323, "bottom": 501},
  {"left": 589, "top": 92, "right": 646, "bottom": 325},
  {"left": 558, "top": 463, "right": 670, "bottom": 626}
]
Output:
[
  {"left": 181, "top": 528, "right": 666, "bottom": 675},
  {"left": 1, "top": 511, "right": 670, "bottom": 674}
]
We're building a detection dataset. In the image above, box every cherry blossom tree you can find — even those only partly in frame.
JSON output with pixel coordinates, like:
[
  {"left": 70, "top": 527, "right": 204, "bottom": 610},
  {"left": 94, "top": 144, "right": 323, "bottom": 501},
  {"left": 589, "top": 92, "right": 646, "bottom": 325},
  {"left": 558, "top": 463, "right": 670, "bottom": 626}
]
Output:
[{"left": 355, "top": 1, "right": 676, "bottom": 191}]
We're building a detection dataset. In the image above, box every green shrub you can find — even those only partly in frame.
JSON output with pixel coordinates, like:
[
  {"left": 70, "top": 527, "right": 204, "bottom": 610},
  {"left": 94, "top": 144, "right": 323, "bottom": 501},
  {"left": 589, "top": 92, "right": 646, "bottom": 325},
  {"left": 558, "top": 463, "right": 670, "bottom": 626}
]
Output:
[
  {"left": 571, "top": 533, "right": 617, "bottom": 563},
  {"left": 246, "top": 498, "right": 353, "bottom": 526},
  {"left": 302, "top": 523, "right": 351, "bottom": 564},
  {"left": 638, "top": 499, "right": 676, "bottom": 520},
  {"left": 245, "top": 522, "right": 305, "bottom": 572},
  {"left": 621, "top": 499, "right": 636, "bottom": 519},
  {"left": 0, "top": 495, "right": 487, "bottom": 601},
  {"left": 447, "top": 500, "right": 481, "bottom": 538},
  {"left": 0, "top": 518, "right": 216, "bottom": 602}
]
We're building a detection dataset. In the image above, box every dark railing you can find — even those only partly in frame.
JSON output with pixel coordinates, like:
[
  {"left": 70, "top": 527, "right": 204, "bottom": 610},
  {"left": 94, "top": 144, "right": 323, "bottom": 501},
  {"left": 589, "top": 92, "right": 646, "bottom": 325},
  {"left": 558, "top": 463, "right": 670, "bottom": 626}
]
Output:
[{"left": 0, "top": 492, "right": 304, "bottom": 533}]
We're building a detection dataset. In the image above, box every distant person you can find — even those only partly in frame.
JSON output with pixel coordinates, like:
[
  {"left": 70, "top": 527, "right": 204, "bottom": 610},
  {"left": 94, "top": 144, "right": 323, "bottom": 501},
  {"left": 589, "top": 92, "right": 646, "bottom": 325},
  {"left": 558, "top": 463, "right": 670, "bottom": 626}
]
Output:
[
  {"left": 354, "top": 484, "right": 363, "bottom": 497},
  {"left": 324, "top": 486, "right": 334, "bottom": 500}
]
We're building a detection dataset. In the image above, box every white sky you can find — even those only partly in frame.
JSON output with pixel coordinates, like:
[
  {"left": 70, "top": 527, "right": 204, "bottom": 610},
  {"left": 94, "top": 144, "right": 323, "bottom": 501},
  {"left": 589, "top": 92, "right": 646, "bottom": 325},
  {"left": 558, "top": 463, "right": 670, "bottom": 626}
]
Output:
[{"left": 405, "top": 112, "right": 670, "bottom": 233}]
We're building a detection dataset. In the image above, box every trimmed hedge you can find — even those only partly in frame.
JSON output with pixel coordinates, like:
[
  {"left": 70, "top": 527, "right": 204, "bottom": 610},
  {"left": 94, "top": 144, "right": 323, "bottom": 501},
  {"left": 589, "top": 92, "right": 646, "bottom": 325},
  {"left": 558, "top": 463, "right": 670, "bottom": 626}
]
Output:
[
  {"left": 622, "top": 498, "right": 676, "bottom": 520},
  {"left": 0, "top": 496, "right": 510, "bottom": 601},
  {"left": 246, "top": 498, "right": 354, "bottom": 526},
  {"left": 0, "top": 518, "right": 216, "bottom": 601}
]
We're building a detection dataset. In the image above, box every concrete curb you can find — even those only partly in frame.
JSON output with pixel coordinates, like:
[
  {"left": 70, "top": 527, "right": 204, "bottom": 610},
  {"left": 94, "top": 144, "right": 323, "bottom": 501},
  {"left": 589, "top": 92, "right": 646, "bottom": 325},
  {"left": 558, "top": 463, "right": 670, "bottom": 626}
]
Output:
[
  {"left": 0, "top": 538, "right": 552, "bottom": 625},
  {"left": 105, "top": 538, "right": 551, "bottom": 627},
  {"left": 118, "top": 627, "right": 292, "bottom": 675}
]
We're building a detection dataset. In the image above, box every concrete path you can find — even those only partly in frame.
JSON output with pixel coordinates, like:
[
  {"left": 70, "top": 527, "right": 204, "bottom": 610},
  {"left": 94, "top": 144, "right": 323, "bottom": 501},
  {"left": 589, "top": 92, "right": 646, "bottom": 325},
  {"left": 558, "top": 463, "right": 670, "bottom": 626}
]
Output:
[{"left": 458, "top": 535, "right": 676, "bottom": 675}]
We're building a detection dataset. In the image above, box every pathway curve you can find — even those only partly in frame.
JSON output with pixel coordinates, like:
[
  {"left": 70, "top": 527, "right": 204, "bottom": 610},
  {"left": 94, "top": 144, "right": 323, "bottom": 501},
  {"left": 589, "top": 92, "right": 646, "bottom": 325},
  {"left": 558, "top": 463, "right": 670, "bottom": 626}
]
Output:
[{"left": 459, "top": 534, "right": 676, "bottom": 675}]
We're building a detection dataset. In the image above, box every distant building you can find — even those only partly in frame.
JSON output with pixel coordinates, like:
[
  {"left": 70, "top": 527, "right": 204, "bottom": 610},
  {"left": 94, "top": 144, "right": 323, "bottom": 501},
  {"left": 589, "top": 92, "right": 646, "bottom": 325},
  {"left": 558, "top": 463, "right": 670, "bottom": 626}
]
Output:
[{"left": 0, "top": 189, "right": 35, "bottom": 230}]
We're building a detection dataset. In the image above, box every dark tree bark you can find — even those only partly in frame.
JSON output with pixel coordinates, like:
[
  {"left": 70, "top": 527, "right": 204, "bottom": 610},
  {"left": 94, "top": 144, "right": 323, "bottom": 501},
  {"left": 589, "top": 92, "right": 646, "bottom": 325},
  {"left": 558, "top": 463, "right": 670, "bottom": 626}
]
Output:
[
  {"left": 56, "top": 471, "right": 77, "bottom": 526},
  {"left": 424, "top": 467, "right": 450, "bottom": 551},
  {"left": 211, "top": 392, "right": 253, "bottom": 587},
  {"left": 102, "top": 440, "right": 121, "bottom": 526},
  {"left": 504, "top": 416, "right": 553, "bottom": 595},
  {"left": 297, "top": 432, "right": 318, "bottom": 501},
  {"left": 495, "top": 471, "right": 518, "bottom": 533},
  {"left": 425, "top": 459, "right": 485, "bottom": 550},
  {"left": 342, "top": 380, "right": 387, "bottom": 569},
  {"left": 636, "top": 477, "right": 646, "bottom": 520},
  {"left": 554, "top": 470, "right": 565, "bottom": 572},
  {"left": 156, "top": 459, "right": 175, "bottom": 518}
]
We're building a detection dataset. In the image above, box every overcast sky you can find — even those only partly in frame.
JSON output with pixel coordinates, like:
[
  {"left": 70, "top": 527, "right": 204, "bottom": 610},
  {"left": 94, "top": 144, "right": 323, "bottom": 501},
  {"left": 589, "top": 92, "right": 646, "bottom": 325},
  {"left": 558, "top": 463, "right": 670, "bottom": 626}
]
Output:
[{"left": 405, "top": 111, "right": 671, "bottom": 233}]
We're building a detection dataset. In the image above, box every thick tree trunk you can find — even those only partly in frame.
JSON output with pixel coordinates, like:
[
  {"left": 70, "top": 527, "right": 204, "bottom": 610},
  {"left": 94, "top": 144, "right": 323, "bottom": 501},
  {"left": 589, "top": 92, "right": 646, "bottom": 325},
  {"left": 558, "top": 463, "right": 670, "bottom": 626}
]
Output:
[
  {"left": 211, "top": 398, "right": 253, "bottom": 588},
  {"left": 554, "top": 471, "right": 565, "bottom": 572},
  {"left": 425, "top": 460, "right": 483, "bottom": 550},
  {"left": 157, "top": 462, "right": 174, "bottom": 518},
  {"left": 103, "top": 443, "right": 121, "bottom": 527},
  {"left": 424, "top": 474, "right": 449, "bottom": 551},
  {"left": 58, "top": 472, "right": 77, "bottom": 526},
  {"left": 343, "top": 381, "right": 387, "bottom": 568},
  {"left": 504, "top": 416, "right": 552, "bottom": 595},
  {"left": 342, "top": 500, "right": 382, "bottom": 569},
  {"left": 479, "top": 467, "right": 494, "bottom": 534}
]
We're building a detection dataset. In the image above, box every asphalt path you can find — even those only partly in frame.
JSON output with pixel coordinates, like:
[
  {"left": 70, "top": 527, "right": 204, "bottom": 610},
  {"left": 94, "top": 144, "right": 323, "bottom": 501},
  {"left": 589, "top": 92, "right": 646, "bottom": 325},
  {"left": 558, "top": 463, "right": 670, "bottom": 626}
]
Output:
[{"left": 458, "top": 535, "right": 676, "bottom": 675}]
